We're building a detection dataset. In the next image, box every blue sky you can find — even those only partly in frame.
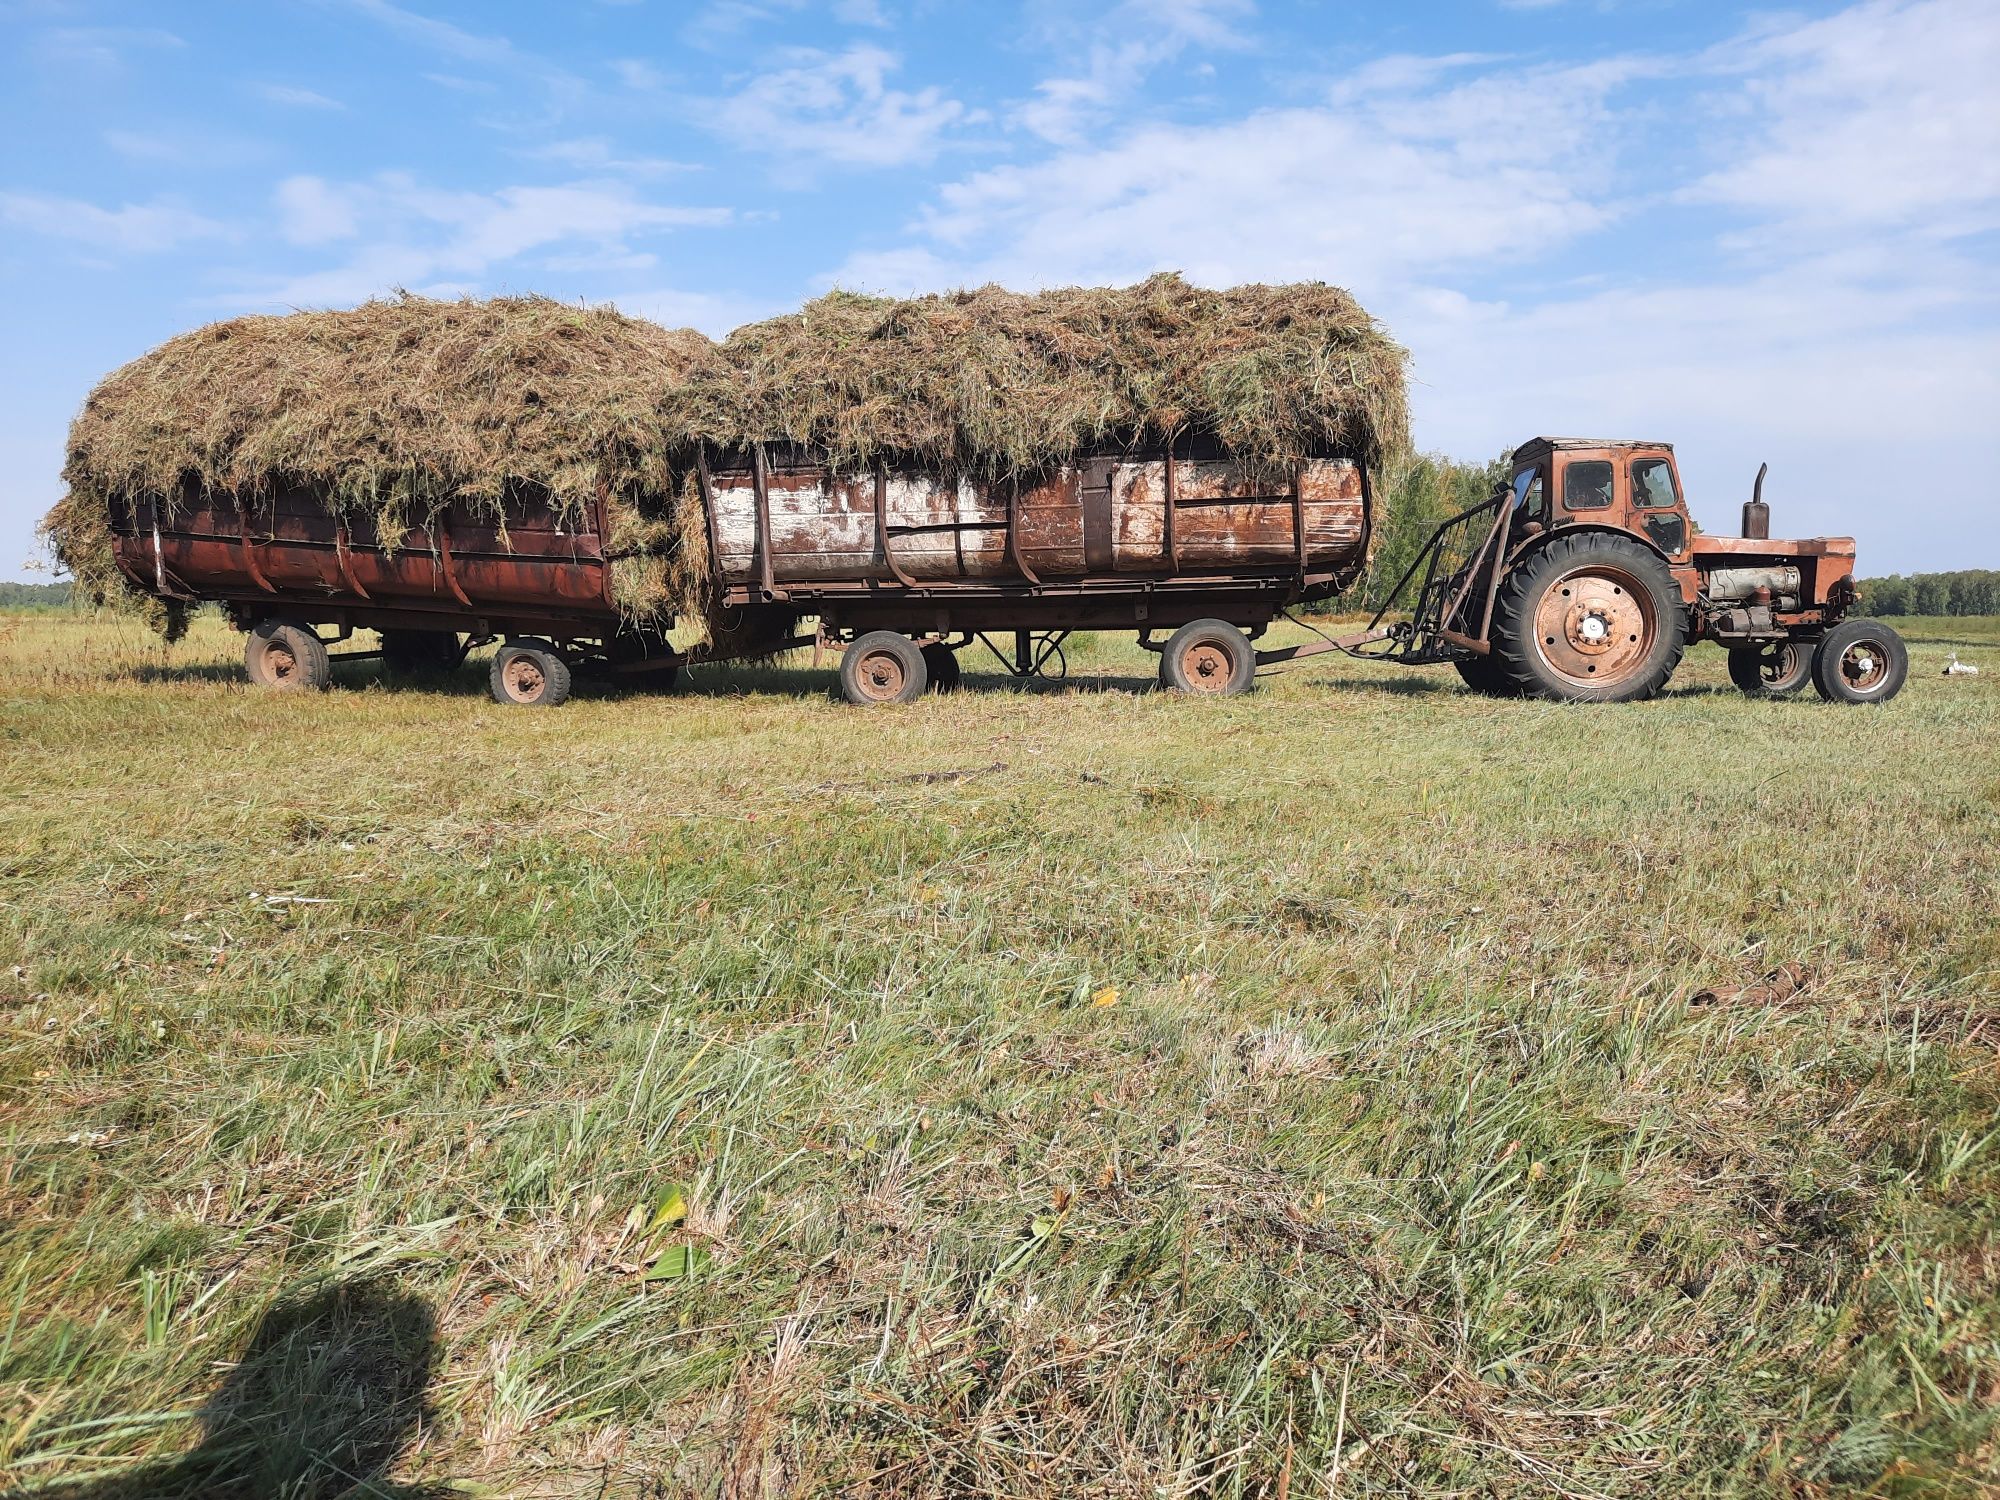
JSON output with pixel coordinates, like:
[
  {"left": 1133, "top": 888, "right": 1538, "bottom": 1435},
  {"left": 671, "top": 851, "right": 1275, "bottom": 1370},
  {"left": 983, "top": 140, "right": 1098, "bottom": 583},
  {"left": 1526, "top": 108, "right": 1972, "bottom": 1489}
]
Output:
[{"left": 3, "top": 0, "right": 1996, "bottom": 579}]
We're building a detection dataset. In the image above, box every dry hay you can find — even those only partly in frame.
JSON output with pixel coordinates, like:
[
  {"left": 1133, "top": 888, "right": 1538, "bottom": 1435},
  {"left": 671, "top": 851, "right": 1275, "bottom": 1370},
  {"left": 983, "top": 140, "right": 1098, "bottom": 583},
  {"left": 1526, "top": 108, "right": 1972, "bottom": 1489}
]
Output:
[
  {"left": 705, "top": 272, "right": 1407, "bottom": 479},
  {"left": 54, "top": 294, "right": 718, "bottom": 625},
  {"left": 50, "top": 275, "right": 1407, "bottom": 636}
]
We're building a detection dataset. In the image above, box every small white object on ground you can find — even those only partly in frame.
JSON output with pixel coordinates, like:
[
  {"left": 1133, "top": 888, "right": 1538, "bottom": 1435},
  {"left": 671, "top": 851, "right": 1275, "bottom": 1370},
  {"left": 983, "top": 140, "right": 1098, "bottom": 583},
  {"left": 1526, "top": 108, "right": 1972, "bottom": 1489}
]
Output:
[{"left": 1942, "top": 652, "right": 1979, "bottom": 676}]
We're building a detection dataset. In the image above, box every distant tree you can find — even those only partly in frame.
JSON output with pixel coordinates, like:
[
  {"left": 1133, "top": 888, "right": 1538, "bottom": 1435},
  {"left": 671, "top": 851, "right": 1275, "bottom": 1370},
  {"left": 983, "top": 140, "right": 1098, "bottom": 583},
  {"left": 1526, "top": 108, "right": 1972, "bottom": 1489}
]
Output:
[
  {"left": 1863, "top": 575, "right": 1910, "bottom": 615},
  {"left": 1327, "top": 449, "right": 1514, "bottom": 614}
]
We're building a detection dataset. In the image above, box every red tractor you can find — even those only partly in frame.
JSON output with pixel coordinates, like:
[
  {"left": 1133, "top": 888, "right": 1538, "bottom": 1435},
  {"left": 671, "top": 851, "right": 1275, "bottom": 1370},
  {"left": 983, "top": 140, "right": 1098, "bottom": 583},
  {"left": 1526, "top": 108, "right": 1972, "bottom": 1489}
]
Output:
[{"left": 1349, "top": 437, "right": 1907, "bottom": 705}]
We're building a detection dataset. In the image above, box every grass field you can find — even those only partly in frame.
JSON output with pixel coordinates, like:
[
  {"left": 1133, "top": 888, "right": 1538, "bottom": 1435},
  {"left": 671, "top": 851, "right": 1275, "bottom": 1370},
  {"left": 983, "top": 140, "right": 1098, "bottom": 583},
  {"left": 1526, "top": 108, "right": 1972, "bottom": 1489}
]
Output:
[{"left": 3, "top": 609, "right": 1997, "bottom": 1498}]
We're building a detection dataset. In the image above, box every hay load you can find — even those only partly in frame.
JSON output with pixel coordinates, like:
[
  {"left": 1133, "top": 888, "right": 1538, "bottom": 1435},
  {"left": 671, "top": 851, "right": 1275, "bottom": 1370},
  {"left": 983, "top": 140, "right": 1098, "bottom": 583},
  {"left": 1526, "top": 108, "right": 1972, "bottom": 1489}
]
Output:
[
  {"left": 50, "top": 295, "right": 718, "bottom": 630},
  {"left": 706, "top": 272, "right": 1406, "bottom": 478},
  {"left": 48, "top": 274, "right": 1406, "bottom": 637}
]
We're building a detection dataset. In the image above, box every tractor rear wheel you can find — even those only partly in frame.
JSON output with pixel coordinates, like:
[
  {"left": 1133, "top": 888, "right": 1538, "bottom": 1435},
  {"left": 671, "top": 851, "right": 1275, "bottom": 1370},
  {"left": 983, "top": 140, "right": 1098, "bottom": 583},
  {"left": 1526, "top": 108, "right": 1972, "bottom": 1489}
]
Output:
[
  {"left": 1727, "top": 641, "right": 1812, "bottom": 697},
  {"left": 245, "top": 619, "right": 331, "bottom": 691},
  {"left": 1453, "top": 652, "right": 1524, "bottom": 698},
  {"left": 1490, "top": 533, "right": 1685, "bottom": 702},
  {"left": 1811, "top": 619, "right": 1907, "bottom": 705}
]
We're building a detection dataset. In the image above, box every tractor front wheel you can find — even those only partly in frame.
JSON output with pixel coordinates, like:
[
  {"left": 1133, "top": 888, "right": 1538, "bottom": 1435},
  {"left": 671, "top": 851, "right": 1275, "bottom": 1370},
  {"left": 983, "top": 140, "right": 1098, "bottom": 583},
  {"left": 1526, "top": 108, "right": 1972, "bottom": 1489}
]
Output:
[
  {"left": 1490, "top": 533, "right": 1686, "bottom": 703},
  {"left": 1811, "top": 619, "right": 1907, "bottom": 705}
]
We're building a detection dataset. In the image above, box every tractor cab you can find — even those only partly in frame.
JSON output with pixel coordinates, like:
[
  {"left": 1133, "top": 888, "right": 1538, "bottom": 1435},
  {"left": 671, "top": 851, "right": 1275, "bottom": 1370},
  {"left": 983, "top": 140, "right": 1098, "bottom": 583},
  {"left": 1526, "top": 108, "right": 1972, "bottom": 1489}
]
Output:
[{"left": 1506, "top": 437, "right": 1691, "bottom": 561}]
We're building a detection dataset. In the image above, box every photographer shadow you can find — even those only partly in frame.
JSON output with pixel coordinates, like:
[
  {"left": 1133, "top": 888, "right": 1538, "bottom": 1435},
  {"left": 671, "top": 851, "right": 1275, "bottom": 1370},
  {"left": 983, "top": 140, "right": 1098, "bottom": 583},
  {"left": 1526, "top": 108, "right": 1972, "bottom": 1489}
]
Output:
[{"left": 37, "top": 1280, "right": 444, "bottom": 1500}]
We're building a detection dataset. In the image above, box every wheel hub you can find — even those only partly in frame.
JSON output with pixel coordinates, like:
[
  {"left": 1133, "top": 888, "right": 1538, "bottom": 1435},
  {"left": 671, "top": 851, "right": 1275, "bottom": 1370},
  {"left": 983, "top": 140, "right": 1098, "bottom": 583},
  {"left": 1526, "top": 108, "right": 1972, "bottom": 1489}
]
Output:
[
  {"left": 267, "top": 646, "right": 296, "bottom": 681},
  {"left": 1183, "top": 642, "right": 1232, "bottom": 691},
  {"left": 1533, "top": 569, "right": 1653, "bottom": 686},
  {"left": 1841, "top": 642, "right": 1887, "bottom": 691},
  {"left": 858, "top": 651, "right": 906, "bottom": 700},
  {"left": 503, "top": 656, "right": 544, "bottom": 701}
]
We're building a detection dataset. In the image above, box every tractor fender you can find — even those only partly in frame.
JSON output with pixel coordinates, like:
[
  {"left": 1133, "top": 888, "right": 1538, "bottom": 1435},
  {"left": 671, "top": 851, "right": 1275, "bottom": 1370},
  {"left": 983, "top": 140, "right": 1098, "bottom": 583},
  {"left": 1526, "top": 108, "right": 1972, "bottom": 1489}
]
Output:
[{"left": 1503, "top": 523, "right": 1696, "bottom": 605}]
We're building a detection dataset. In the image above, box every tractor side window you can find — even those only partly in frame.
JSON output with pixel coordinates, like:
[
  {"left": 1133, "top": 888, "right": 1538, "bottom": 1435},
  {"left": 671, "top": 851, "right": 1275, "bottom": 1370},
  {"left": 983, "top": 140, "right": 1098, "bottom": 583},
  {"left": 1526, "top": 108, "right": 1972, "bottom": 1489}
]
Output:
[
  {"left": 1563, "top": 460, "right": 1613, "bottom": 510},
  {"left": 1631, "top": 458, "right": 1679, "bottom": 509}
]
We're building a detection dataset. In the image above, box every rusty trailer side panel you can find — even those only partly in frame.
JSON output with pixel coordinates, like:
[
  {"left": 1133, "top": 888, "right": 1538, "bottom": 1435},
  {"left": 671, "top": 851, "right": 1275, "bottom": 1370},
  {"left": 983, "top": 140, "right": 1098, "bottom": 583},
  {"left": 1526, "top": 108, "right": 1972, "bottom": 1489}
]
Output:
[
  {"left": 106, "top": 442, "right": 1373, "bottom": 643},
  {"left": 705, "top": 450, "right": 1367, "bottom": 593},
  {"left": 110, "top": 486, "right": 621, "bottom": 636}
]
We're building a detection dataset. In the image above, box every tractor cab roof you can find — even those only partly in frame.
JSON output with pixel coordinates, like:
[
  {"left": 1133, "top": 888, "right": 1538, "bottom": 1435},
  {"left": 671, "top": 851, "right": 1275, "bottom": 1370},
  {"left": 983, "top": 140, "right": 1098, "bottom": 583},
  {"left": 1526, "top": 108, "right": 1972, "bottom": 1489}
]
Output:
[{"left": 1515, "top": 436, "right": 1675, "bottom": 457}]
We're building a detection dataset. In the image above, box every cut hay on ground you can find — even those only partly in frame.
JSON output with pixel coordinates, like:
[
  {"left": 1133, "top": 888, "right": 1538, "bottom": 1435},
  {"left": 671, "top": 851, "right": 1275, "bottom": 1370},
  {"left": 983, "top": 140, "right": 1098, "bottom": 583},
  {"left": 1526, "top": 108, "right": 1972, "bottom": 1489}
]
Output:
[{"left": 705, "top": 272, "right": 1407, "bottom": 478}]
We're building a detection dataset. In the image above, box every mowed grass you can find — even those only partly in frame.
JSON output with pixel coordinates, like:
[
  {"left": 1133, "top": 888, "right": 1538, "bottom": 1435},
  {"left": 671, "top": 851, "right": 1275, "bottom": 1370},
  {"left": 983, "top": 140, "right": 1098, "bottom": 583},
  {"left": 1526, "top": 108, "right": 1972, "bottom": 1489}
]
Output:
[{"left": 2, "top": 609, "right": 1997, "bottom": 1499}]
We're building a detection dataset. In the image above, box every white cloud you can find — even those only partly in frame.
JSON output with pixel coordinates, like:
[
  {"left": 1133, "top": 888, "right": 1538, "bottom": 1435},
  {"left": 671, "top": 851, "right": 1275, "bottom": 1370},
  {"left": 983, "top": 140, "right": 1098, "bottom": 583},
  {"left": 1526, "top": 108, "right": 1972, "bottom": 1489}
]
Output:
[
  {"left": 252, "top": 83, "right": 345, "bottom": 110},
  {"left": 611, "top": 57, "right": 665, "bottom": 90},
  {"left": 276, "top": 176, "right": 361, "bottom": 246},
  {"left": 685, "top": 0, "right": 889, "bottom": 47},
  {"left": 0, "top": 191, "right": 228, "bottom": 254},
  {"left": 239, "top": 172, "right": 734, "bottom": 306},
  {"left": 1685, "top": 0, "right": 2000, "bottom": 236},
  {"left": 1016, "top": 0, "right": 1255, "bottom": 145},
  {"left": 612, "top": 286, "right": 785, "bottom": 338},
  {"left": 520, "top": 138, "right": 695, "bottom": 177},
  {"left": 707, "top": 44, "right": 968, "bottom": 168},
  {"left": 33, "top": 25, "right": 182, "bottom": 72},
  {"left": 844, "top": 55, "right": 1631, "bottom": 293}
]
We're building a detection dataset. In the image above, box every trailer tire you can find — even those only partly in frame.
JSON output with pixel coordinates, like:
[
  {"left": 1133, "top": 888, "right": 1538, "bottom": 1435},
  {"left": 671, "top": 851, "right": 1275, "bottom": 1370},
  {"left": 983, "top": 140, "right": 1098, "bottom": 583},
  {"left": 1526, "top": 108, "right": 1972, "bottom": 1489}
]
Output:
[
  {"left": 489, "top": 639, "right": 572, "bottom": 707},
  {"left": 1727, "top": 641, "right": 1812, "bottom": 697},
  {"left": 379, "top": 629, "right": 461, "bottom": 675},
  {"left": 607, "top": 630, "right": 680, "bottom": 691},
  {"left": 840, "top": 632, "right": 927, "bottom": 705},
  {"left": 245, "top": 620, "right": 331, "bottom": 691},
  {"left": 1491, "top": 533, "right": 1685, "bottom": 702},
  {"left": 1453, "top": 652, "right": 1525, "bottom": 698},
  {"left": 1160, "top": 619, "right": 1255, "bottom": 697},
  {"left": 921, "top": 643, "right": 961, "bottom": 694},
  {"left": 1811, "top": 619, "right": 1907, "bottom": 705}
]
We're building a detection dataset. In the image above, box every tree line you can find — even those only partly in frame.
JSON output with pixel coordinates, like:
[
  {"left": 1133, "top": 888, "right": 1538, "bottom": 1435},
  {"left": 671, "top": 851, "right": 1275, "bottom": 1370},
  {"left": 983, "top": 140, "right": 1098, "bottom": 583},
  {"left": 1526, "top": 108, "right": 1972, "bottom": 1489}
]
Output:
[
  {"left": 1856, "top": 571, "right": 2000, "bottom": 617},
  {"left": 0, "top": 580, "right": 71, "bottom": 609}
]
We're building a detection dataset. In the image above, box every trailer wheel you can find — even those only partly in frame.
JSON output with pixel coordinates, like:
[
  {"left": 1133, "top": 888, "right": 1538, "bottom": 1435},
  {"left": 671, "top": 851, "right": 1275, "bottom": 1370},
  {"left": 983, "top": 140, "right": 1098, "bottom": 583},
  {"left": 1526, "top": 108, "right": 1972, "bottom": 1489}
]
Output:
[
  {"left": 1491, "top": 534, "right": 1685, "bottom": 702},
  {"left": 489, "top": 639, "right": 572, "bottom": 707},
  {"left": 1811, "top": 619, "right": 1907, "bottom": 705},
  {"left": 1160, "top": 619, "right": 1255, "bottom": 696},
  {"left": 379, "top": 629, "right": 461, "bottom": 675},
  {"left": 1727, "top": 641, "right": 1812, "bottom": 697},
  {"left": 245, "top": 619, "right": 331, "bottom": 691},
  {"left": 607, "top": 630, "right": 680, "bottom": 691},
  {"left": 1453, "top": 652, "right": 1525, "bottom": 698},
  {"left": 921, "top": 643, "right": 961, "bottom": 694},
  {"left": 840, "top": 632, "right": 927, "bottom": 705}
]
